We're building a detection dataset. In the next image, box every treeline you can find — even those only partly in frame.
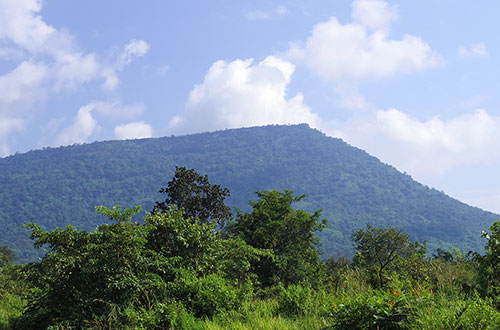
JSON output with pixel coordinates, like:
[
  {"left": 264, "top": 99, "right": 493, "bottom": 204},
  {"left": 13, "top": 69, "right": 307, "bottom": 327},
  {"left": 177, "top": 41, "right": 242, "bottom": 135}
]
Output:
[{"left": 1, "top": 168, "right": 500, "bottom": 329}]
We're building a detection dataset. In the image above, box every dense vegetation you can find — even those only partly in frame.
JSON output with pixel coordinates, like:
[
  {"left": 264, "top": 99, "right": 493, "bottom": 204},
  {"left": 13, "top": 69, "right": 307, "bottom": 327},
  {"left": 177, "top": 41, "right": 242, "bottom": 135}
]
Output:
[
  {"left": 1, "top": 168, "right": 500, "bottom": 329},
  {"left": 0, "top": 124, "right": 497, "bottom": 262}
]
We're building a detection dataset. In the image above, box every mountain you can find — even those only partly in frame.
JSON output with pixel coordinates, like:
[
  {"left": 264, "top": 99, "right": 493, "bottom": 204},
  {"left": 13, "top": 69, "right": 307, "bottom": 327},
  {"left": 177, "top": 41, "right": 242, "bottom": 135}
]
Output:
[{"left": 1, "top": 124, "right": 497, "bottom": 263}]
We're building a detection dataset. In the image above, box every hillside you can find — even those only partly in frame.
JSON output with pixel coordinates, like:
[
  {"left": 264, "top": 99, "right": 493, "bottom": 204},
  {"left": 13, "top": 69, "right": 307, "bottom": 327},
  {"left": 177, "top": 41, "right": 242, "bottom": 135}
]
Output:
[{"left": 0, "top": 124, "right": 497, "bottom": 263}]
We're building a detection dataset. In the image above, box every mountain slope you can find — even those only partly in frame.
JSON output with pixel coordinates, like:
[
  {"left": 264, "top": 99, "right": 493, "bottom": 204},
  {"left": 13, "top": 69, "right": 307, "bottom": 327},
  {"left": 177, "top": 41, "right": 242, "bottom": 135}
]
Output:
[{"left": 0, "top": 124, "right": 497, "bottom": 262}]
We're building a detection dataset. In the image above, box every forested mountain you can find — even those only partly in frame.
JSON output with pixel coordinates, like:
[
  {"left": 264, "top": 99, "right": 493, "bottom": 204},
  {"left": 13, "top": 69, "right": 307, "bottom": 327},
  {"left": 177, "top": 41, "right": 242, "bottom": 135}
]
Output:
[{"left": 0, "top": 124, "right": 497, "bottom": 263}]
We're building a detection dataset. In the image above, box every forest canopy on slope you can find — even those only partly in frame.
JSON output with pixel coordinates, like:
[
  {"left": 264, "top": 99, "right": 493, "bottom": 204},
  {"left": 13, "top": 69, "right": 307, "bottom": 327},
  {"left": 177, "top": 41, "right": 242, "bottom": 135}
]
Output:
[{"left": 0, "top": 124, "right": 497, "bottom": 262}]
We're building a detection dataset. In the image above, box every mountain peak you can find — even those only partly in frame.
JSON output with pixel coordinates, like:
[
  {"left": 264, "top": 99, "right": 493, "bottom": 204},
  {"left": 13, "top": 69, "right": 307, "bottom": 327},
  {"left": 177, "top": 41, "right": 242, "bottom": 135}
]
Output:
[{"left": 0, "top": 124, "right": 496, "bottom": 262}]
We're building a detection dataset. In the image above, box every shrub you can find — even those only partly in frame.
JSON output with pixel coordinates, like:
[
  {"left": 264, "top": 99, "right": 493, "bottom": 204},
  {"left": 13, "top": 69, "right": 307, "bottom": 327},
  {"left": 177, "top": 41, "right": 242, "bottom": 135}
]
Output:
[
  {"left": 168, "top": 269, "right": 239, "bottom": 318},
  {"left": 329, "top": 288, "right": 429, "bottom": 330},
  {"left": 411, "top": 294, "right": 500, "bottom": 330},
  {"left": 277, "top": 284, "right": 314, "bottom": 317}
]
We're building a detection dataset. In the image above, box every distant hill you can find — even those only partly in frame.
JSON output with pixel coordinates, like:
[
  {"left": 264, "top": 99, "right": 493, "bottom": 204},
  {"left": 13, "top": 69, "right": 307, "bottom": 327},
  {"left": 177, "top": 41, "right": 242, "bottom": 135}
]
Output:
[{"left": 0, "top": 124, "right": 497, "bottom": 263}]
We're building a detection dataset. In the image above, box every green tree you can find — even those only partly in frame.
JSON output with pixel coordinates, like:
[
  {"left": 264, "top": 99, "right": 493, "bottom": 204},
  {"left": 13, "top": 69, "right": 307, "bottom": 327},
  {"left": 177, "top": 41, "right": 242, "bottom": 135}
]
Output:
[
  {"left": 352, "top": 224, "right": 425, "bottom": 288},
  {"left": 153, "top": 166, "right": 232, "bottom": 227},
  {"left": 227, "top": 190, "right": 327, "bottom": 287},
  {"left": 0, "top": 245, "right": 15, "bottom": 268},
  {"left": 478, "top": 220, "right": 500, "bottom": 300},
  {"left": 145, "top": 206, "right": 222, "bottom": 276},
  {"left": 19, "top": 206, "right": 174, "bottom": 329},
  {"left": 218, "top": 238, "right": 272, "bottom": 288}
]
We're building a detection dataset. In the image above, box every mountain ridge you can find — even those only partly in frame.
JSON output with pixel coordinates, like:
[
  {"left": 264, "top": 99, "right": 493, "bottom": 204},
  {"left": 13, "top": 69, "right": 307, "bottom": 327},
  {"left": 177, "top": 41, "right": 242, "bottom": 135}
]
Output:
[{"left": 0, "top": 124, "right": 497, "bottom": 262}]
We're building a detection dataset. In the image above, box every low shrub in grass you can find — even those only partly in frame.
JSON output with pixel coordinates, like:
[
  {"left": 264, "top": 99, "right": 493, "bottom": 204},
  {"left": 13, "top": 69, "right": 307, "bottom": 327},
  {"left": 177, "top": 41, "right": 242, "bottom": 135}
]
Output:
[
  {"left": 329, "top": 287, "right": 434, "bottom": 330},
  {"left": 277, "top": 284, "right": 314, "bottom": 317},
  {"left": 168, "top": 269, "right": 241, "bottom": 318},
  {"left": 410, "top": 294, "right": 500, "bottom": 330}
]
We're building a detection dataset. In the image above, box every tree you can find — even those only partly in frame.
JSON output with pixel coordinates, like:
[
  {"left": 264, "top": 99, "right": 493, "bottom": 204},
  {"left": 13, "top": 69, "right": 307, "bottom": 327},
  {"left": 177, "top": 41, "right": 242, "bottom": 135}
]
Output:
[
  {"left": 478, "top": 220, "right": 500, "bottom": 300},
  {"left": 0, "top": 245, "right": 15, "bottom": 268},
  {"left": 19, "top": 206, "right": 175, "bottom": 329},
  {"left": 153, "top": 166, "right": 232, "bottom": 227},
  {"left": 227, "top": 190, "right": 327, "bottom": 287},
  {"left": 145, "top": 206, "right": 221, "bottom": 276},
  {"left": 352, "top": 224, "right": 425, "bottom": 288}
]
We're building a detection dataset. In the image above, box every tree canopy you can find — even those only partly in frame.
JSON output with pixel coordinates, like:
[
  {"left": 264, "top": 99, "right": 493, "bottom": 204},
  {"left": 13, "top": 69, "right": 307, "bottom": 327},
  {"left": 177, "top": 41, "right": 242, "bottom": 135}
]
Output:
[
  {"left": 153, "top": 166, "right": 232, "bottom": 227},
  {"left": 352, "top": 224, "right": 425, "bottom": 287},
  {"left": 227, "top": 190, "right": 327, "bottom": 287}
]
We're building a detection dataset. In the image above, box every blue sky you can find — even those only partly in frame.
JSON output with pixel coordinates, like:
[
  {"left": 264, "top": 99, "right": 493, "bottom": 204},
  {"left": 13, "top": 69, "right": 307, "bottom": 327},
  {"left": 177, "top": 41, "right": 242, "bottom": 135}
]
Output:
[{"left": 2, "top": 0, "right": 500, "bottom": 213}]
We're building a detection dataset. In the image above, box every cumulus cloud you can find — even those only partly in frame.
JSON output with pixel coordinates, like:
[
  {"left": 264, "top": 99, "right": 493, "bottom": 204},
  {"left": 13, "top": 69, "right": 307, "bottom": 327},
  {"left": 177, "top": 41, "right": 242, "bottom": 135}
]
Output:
[
  {"left": 0, "top": 61, "right": 48, "bottom": 112},
  {"left": 287, "top": 0, "right": 441, "bottom": 81},
  {"left": 0, "top": 0, "right": 72, "bottom": 55},
  {"left": 51, "top": 101, "right": 148, "bottom": 146},
  {"left": 334, "top": 108, "right": 500, "bottom": 178},
  {"left": 459, "top": 43, "right": 488, "bottom": 58},
  {"left": 0, "top": 0, "right": 149, "bottom": 154},
  {"left": 168, "top": 56, "right": 320, "bottom": 134},
  {"left": 114, "top": 121, "right": 153, "bottom": 140},
  {"left": 56, "top": 104, "right": 99, "bottom": 146}
]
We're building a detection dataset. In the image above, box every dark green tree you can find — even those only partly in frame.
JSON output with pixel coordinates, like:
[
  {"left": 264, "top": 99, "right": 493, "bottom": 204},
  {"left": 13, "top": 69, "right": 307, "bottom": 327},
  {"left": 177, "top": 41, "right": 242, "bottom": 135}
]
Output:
[
  {"left": 227, "top": 190, "right": 327, "bottom": 287},
  {"left": 432, "top": 248, "right": 454, "bottom": 262},
  {"left": 0, "top": 245, "right": 15, "bottom": 268},
  {"left": 153, "top": 166, "right": 232, "bottom": 227},
  {"left": 352, "top": 224, "right": 425, "bottom": 288}
]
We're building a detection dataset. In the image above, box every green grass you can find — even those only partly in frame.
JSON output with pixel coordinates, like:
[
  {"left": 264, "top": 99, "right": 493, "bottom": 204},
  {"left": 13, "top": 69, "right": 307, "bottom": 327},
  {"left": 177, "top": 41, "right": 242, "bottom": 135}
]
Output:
[{"left": 199, "top": 298, "right": 331, "bottom": 330}]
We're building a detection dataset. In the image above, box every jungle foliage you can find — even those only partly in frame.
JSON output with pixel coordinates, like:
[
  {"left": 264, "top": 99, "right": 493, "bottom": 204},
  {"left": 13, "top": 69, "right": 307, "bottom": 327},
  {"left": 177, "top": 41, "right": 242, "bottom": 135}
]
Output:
[{"left": 1, "top": 169, "right": 500, "bottom": 329}]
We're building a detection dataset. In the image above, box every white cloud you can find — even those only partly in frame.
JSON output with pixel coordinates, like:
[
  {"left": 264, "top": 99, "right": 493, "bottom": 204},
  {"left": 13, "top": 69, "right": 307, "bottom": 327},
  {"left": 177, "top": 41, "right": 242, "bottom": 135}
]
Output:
[
  {"left": 245, "top": 5, "right": 290, "bottom": 20},
  {"left": 334, "top": 108, "right": 500, "bottom": 178},
  {"left": 287, "top": 0, "right": 441, "bottom": 81},
  {"left": 102, "top": 39, "right": 150, "bottom": 90},
  {"left": 0, "top": 0, "right": 67, "bottom": 55},
  {"left": 352, "top": 0, "right": 397, "bottom": 31},
  {"left": 0, "top": 61, "right": 48, "bottom": 112},
  {"left": 56, "top": 104, "right": 99, "bottom": 146},
  {"left": 459, "top": 43, "right": 488, "bottom": 58},
  {"left": 168, "top": 56, "right": 320, "bottom": 134},
  {"left": 0, "top": 0, "right": 149, "bottom": 154},
  {"left": 114, "top": 121, "right": 153, "bottom": 140},
  {"left": 120, "top": 39, "right": 150, "bottom": 65}
]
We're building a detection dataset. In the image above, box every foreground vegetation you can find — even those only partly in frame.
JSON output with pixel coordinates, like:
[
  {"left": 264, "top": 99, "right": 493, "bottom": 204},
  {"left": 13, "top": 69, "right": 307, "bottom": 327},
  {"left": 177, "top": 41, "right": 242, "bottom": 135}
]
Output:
[{"left": 1, "top": 167, "right": 500, "bottom": 329}]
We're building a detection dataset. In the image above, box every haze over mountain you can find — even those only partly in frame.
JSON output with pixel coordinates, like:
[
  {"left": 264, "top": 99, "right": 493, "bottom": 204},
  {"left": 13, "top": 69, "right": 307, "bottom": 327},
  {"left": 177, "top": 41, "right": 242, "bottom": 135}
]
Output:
[{"left": 1, "top": 124, "right": 497, "bottom": 263}]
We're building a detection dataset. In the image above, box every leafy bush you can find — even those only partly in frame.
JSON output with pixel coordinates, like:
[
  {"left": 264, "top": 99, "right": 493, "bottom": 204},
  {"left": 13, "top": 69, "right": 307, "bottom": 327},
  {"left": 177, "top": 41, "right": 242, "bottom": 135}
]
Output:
[
  {"left": 329, "top": 288, "right": 427, "bottom": 330},
  {"left": 277, "top": 284, "right": 314, "bottom": 317},
  {"left": 168, "top": 269, "right": 239, "bottom": 318}
]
